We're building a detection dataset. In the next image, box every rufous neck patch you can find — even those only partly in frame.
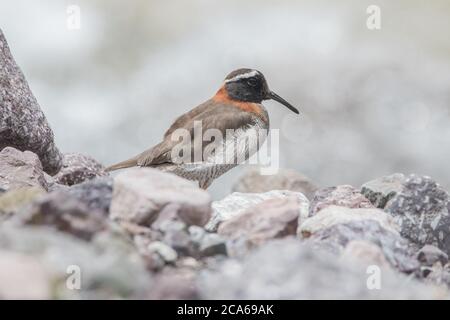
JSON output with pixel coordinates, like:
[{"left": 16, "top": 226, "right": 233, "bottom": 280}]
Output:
[{"left": 213, "top": 86, "right": 263, "bottom": 116}]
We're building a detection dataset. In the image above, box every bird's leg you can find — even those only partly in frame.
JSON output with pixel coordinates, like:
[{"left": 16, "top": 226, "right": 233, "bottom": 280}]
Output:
[{"left": 198, "top": 179, "right": 212, "bottom": 190}]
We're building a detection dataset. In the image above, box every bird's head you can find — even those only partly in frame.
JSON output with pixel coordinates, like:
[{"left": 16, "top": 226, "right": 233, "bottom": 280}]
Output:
[{"left": 223, "top": 68, "right": 299, "bottom": 114}]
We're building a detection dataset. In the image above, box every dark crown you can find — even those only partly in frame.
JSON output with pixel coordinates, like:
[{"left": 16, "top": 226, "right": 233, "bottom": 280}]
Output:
[{"left": 224, "top": 68, "right": 269, "bottom": 103}]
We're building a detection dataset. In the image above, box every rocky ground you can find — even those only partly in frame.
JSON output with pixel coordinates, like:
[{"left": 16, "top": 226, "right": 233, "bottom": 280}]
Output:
[{"left": 1, "top": 28, "right": 450, "bottom": 299}]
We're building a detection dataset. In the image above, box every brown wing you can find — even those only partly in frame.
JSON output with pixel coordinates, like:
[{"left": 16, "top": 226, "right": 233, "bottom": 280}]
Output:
[{"left": 136, "top": 100, "right": 258, "bottom": 166}]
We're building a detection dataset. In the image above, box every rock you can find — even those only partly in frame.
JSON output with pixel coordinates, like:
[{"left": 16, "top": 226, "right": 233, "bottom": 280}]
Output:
[
  {"left": 0, "top": 225, "right": 152, "bottom": 299},
  {"left": 300, "top": 205, "right": 400, "bottom": 237},
  {"left": 416, "top": 245, "right": 448, "bottom": 267},
  {"left": 300, "top": 206, "right": 418, "bottom": 273},
  {"left": 385, "top": 175, "right": 450, "bottom": 255},
  {"left": 206, "top": 190, "right": 308, "bottom": 232},
  {"left": 341, "top": 240, "right": 390, "bottom": 268},
  {"left": 218, "top": 197, "right": 304, "bottom": 256},
  {"left": 0, "top": 250, "right": 51, "bottom": 299},
  {"left": 188, "top": 226, "right": 227, "bottom": 257},
  {"left": 232, "top": 167, "right": 318, "bottom": 200},
  {"left": 66, "top": 177, "right": 113, "bottom": 216},
  {"left": 361, "top": 173, "right": 406, "bottom": 208},
  {"left": 0, "top": 147, "right": 48, "bottom": 191},
  {"left": 424, "top": 263, "right": 450, "bottom": 288},
  {"left": 309, "top": 185, "right": 374, "bottom": 216},
  {"left": 14, "top": 191, "right": 107, "bottom": 241},
  {"left": 110, "top": 168, "right": 211, "bottom": 227},
  {"left": 0, "top": 187, "right": 45, "bottom": 221},
  {"left": 0, "top": 29, "right": 62, "bottom": 175},
  {"left": 146, "top": 241, "right": 178, "bottom": 263},
  {"left": 54, "top": 153, "right": 107, "bottom": 186},
  {"left": 198, "top": 238, "right": 446, "bottom": 299}
]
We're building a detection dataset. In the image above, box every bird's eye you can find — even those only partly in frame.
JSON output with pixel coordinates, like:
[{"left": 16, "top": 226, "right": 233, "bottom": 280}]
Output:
[{"left": 247, "top": 78, "right": 258, "bottom": 87}]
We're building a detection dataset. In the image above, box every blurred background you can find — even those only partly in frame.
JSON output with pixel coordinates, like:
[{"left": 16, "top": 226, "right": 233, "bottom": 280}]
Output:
[{"left": 1, "top": 0, "right": 449, "bottom": 199}]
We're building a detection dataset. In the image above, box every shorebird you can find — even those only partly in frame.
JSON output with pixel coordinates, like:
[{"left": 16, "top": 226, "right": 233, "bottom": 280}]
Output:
[{"left": 105, "top": 68, "right": 299, "bottom": 189}]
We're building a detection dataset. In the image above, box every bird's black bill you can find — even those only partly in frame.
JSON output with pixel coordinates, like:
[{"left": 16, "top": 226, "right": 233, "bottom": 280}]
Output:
[{"left": 268, "top": 91, "right": 299, "bottom": 114}]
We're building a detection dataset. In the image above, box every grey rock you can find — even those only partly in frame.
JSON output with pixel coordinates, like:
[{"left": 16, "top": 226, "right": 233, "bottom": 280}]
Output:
[
  {"left": 0, "top": 29, "right": 61, "bottom": 175},
  {"left": 416, "top": 245, "right": 448, "bottom": 267},
  {"left": 110, "top": 168, "right": 211, "bottom": 227},
  {"left": 14, "top": 191, "right": 107, "bottom": 241},
  {"left": 0, "top": 147, "right": 48, "bottom": 191},
  {"left": 198, "top": 238, "right": 446, "bottom": 299},
  {"left": 66, "top": 176, "right": 113, "bottom": 216},
  {"left": 304, "top": 220, "right": 419, "bottom": 273},
  {"left": 54, "top": 153, "right": 107, "bottom": 186},
  {"left": 233, "top": 167, "right": 318, "bottom": 200},
  {"left": 300, "top": 205, "right": 400, "bottom": 237},
  {"left": 385, "top": 174, "right": 450, "bottom": 255},
  {"left": 0, "top": 225, "right": 151, "bottom": 299},
  {"left": 218, "top": 197, "right": 304, "bottom": 257},
  {"left": 309, "top": 185, "right": 374, "bottom": 216},
  {"left": 341, "top": 240, "right": 390, "bottom": 268},
  {"left": 146, "top": 241, "right": 178, "bottom": 263},
  {"left": 361, "top": 173, "right": 406, "bottom": 208},
  {"left": 188, "top": 226, "right": 227, "bottom": 257},
  {"left": 206, "top": 190, "right": 308, "bottom": 232},
  {"left": 148, "top": 268, "right": 198, "bottom": 299},
  {"left": 424, "top": 263, "right": 450, "bottom": 289}
]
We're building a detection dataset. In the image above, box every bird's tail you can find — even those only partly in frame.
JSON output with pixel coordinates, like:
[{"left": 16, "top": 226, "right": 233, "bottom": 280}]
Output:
[{"left": 105, "top": 157, "right": 138, "bottom": 172}]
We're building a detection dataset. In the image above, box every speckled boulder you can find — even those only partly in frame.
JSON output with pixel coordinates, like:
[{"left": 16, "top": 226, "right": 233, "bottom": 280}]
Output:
[
  {"left": 0, "top": 29, "right": 61, "bottom": 175},
  {"left": 385, "top": 175, "right": 450, "bottom": 256},
  {"left": 54, "top": 153, "right": 106, "bottom": 186}
]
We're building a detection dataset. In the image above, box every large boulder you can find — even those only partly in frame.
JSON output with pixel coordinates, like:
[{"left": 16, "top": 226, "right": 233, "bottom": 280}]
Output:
[
  {"left": 110, "top": 168, "right": 211, "bottom": 227},
  {"left": 232, "top": 167, "right": 318, "bottom": 200},
  {"left": 0, "top": 29, "right": 61, "bottom": 175}
]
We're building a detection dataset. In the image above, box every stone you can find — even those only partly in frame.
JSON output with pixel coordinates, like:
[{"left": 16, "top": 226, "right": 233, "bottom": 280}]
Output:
[
  {"left": 54, "top": 153, "right": 107, "bottom": 186},
  {"left": 198, "top": 238, "right": 446, "bottom": 299},
  {"left": 0, "top": 147, "right": 48, "bottom": 191},
  {"left": 309, "top": 185, "right": 374, "bottom": 216},
  {"left": 110, "top": 168, "right": 211, "bottom": 227},
  {"left": 66, "top": 177, "right": 113, "bottom": 216},
  {"left": 232, "top": 167, "right": 318, "bottom": 200},
  {"left": 188, "top": 226, "right": 227, "bottom": 257},
  {"left": 206, "top": 190, "right": 308, "bottom": 232},
  {"left": 0, "top": 29, "right": 62, "bottom": 175},
  {"left": 147, "top": 241, "right": 178, "bottom": 263},
  {"left": 218, "top": 197, "right": 303, "bottom": 256},
  {"left": 0, "top": 187, "right": 45, "bottom": 221},
  {"left": 0, "top": 225, "right": 152, "bottom": 299},
  {"left": 14, "top": 191, "right": 107, "bottom": 241},
  {"left": 385, "top": 174, "right": 450, "bottom": 255},
  {"left": 361, "top": 173, "right": 406, "bottom": 208},
  {"left": 341, "top": 240, "right": 390, "bottom": 268},
  {"left": 416, "top": 245, "right": 448, "bottom": 267},
  {"left": 0, "top": 250, "right": 51, "bottom": 299},
  {"left": 304, "top": 220, "right": 419, "bottom": 273},
  {"left": 300, "top": 205, "right": 400, "bottom": 237}
]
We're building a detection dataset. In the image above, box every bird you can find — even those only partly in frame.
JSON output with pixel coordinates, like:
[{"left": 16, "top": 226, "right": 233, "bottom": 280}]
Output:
[{"left": 105, "top": 68, "right": 299, "bottom": 189}]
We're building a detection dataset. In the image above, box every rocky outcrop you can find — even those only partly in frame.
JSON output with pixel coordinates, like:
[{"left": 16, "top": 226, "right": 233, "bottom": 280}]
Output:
[
  {"left": 0, "top": 29, "right": 62, "bottom": 175},
  {"left": 361, "top": 173, "right": 406, "bottom": 209}
]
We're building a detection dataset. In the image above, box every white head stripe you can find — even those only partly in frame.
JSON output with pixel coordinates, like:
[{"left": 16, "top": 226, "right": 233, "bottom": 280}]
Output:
[{"left": 225, "top": 70, "right": 259, "bottom": 83}]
